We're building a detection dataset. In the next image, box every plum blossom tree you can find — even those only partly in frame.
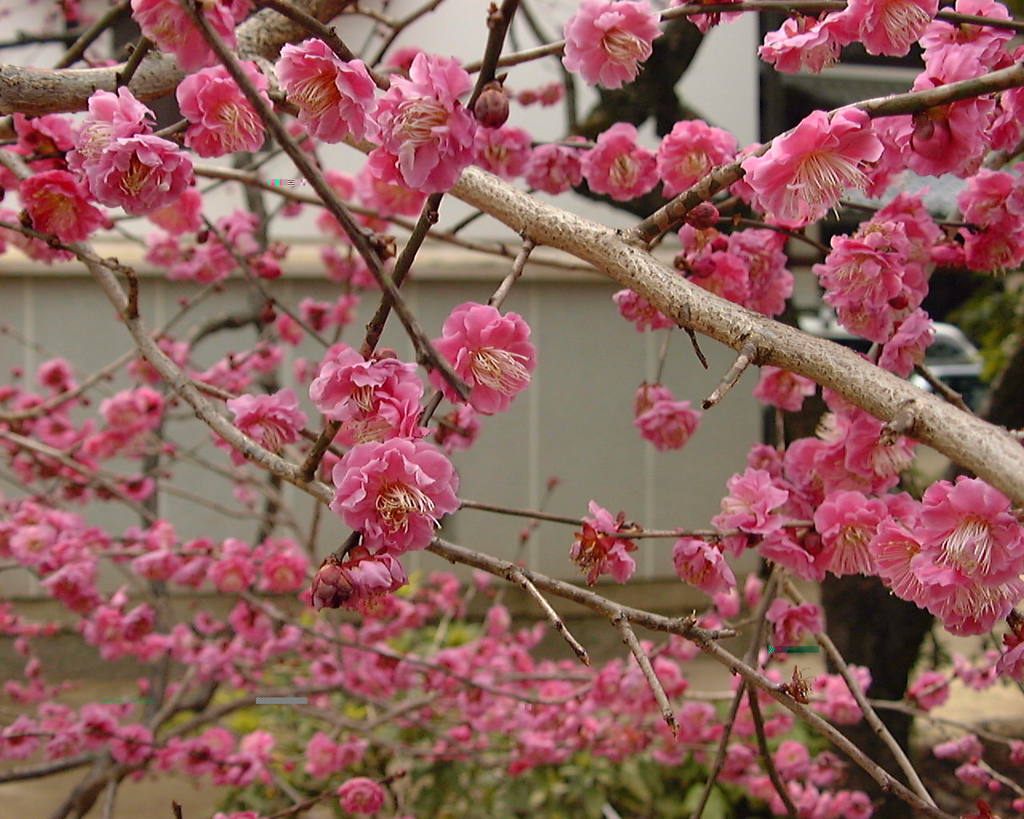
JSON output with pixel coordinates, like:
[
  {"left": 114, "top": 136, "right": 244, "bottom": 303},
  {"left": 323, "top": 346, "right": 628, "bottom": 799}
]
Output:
[{"left": 2, "top": 0, "right": 1024, "bottom": 817}]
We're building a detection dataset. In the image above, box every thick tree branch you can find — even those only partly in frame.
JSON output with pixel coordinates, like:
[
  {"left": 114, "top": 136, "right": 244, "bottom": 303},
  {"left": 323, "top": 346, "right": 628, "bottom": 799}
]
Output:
[{"left": 448, "top": 166, "right": 1024, "bottom": 506}]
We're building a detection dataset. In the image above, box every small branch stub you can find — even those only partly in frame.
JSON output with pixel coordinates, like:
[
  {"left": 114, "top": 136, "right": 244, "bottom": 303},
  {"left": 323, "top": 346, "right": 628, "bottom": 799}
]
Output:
[{"left": 702, "top": 340, "right": 757, "bottom": 409}]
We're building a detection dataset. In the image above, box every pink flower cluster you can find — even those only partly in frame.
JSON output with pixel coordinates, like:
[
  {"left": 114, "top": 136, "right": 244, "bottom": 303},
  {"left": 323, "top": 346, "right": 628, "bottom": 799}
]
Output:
[
  {"left": 69, "top": 88, "right": 194, "bottom": 215},
  {"left": 562, "top": 0, "right": 661, "bottom": 89},
  {"left": 633, "top": 382, "right": 701, "bottom": 452},
  {"left": 309, "top": 345, "right": 424, "bottom": 445},
  {"left": 130, "top": 0, "right": 249, "bottom": 71},
  {"left": 430, "top": 302, "right": 536, "bottom": 415},
  {"left": 374, "top": 53, "right": 477, "bottom": 193},
  {"left": 176, "top": 62, "right": 268, "bottom": 158},
  {"left": 582, "top": 122, "right": 659, "bottom": 201},
  {"left": 570, "top": 501, "right": 638, "bottom": 585}
]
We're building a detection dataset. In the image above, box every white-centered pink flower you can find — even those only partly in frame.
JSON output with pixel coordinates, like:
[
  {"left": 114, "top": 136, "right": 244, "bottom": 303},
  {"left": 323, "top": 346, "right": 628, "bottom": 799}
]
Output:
[
  {"left": 562, "top": 0, "right": 661, "bottom": 89},
  {"left": 741, "top": 108, "right": 883, "bottom": 227},
  {"left": 19, "top": 170, "right": 106, "bottom": 243},
  {"left": 277, "top": 39, "right": 379, "bottom": 144},
  {"left": 176, "top": 62, "right": 268, "bottom": 158},
  {"left": 308, "top": 345, "right": 424, "bottom": 446},
  {"left": 330, "top": 438, "right": 459, "bottom": 555},
  {"left": 374, "top": 53, "right": 477, "bottom": 193},
  {"left": 582, "top": 122, "right": 659, "bottom": 201},
  {"left": 430, "top": 302, "right": 536, "bottom": 415},
  {"left": 81, "top": 133, "right": 194, "bottom": 216}
]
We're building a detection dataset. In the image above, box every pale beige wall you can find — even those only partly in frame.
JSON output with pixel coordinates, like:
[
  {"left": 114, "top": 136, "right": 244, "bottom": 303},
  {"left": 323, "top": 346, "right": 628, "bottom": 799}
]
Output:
[{"left": 0, "top": 245, "right": 763, "bottom": 595}]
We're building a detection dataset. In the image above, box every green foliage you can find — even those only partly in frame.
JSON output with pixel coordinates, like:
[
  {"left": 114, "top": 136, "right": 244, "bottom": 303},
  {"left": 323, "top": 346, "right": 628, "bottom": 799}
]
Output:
[{"left": 948, "top": 280, "right": 1022, "bottom": 382}]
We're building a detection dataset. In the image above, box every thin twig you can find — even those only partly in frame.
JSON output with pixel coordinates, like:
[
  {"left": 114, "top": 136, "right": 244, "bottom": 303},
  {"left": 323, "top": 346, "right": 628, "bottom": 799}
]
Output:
[
  {"left": 703, "top": 340, "right": 757, "bottom": 409},
  {"left": 171, "top": 802, "right": 184, "bottom": 819},
  {"left": 914, "top": 363, "right": 971, "bottom": 413},
  {"left": 685, "top": 327, "right": 708, "bottom": 369},
  {"left": 116, "top": 38, "right": 152, "bottom": 88},
  {"left": 613, "top": 613, "right": 677, "bottom": 734},
  {"left": 53, "top": 0, "right": 130, "bottom": 68},
  {"left": 784, "top": 578, "right": 938, "bottom": 808},
  {"left": 508, "top": 566, "right": 590, "bottom": 666},
  {"left": 691, "top": 568, "right": 782, "bottom": 819},
  {"left": 489, "top": 237, "right": 535, "bottom": 308},
  {"left": 747, "top": 686, "right": 798, "bottom": 817}
]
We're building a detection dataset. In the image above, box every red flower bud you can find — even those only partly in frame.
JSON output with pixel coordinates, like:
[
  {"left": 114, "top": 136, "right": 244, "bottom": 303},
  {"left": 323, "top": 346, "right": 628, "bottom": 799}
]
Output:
[
  {"left": 473, "top": 82, "right": 510, "bottom": 129},
  {"left": 684, "top": 202, "right": 720, "bottom": 230},
  {"left": 311, "top": 556, "right": 352, "bottom": 610}
]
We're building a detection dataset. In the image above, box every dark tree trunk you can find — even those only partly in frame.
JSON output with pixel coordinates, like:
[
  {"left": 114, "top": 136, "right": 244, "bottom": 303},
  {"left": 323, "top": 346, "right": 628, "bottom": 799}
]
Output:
[
  {"left": 779, "top": 396, "right": 935, "bottom": 817},
  {"left": 820, "top": 576, "right": 935, "bottom": 817}
]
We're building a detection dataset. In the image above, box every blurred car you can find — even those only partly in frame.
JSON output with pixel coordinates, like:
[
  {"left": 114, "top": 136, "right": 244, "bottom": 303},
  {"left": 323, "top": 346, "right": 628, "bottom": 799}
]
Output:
[{"left": 798, "top": 312, "right": 987, "bottom": 411}]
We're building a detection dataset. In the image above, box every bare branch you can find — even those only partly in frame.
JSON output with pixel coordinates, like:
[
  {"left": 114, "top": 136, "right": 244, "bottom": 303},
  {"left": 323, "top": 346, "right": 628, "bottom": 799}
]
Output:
[
  {"left": 702, "top": 340, "right": 757, "bottom": 409},
  {"left": 783, "top": 578, "right": 938, "bottom": 808},
  {"left": 509, "top": 566, "right": 591, "bottom": 666},
  {"left": 613, "top": 613, "right": 677, "bottom": 733}
]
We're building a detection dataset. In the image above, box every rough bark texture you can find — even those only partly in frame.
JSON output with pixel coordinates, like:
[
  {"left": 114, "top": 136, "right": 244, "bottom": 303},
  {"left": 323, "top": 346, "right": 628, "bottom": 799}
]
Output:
[{"left": 0, "top": 0, "right": 352, "bottom": 118}]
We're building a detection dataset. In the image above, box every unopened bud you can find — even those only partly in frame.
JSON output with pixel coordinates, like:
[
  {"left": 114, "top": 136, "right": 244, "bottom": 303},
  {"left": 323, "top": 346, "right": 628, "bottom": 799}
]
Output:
[
  {"left": 684, "top": 202, "right": 720, "bottom": 230},
  {"left": 473, "top": 82, "right": 510, "bottom": 129},
  {"left": 311, "top": 556, "right": 352, "bottom": 610}
]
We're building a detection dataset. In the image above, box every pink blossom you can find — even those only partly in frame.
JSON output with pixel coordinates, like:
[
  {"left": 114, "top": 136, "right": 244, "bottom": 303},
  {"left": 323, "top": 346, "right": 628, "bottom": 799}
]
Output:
[
  {"left": 728, "top": 229, "right": 793, "bottom": 317},
  {"left": 752, "top": 366, "right": 816, "bottom": 412},
  {"left": 741, "top": 108, "right": 883, "bottom": 227},
  {"left": 759, "top": 530, "right": 824, "bottom": 582},
  {"left": 311, "top": 547, "right": 408, "bottom": 614},
  {"left": 374, "top": 53, "right": 477, "bottom": 193},
  {"left": 176, "top": 62, "right": 268, "bottom": 157},
  {"left": 934, "top": 734, "right": 984, "bottom": 761},
  {"left": 147, "top": 187, "right": 203, "bottom": 235},
  {"left": 773, "top": 740, "right": 811, "bottom": 779},
  {"left": 474, "top": 124, "right": 531, "bottom": 179},
  {"left": 612, "top": 289, "right": 674, "bottom": 331},
  {"left": 337, "top": 777, "right": 386, "bottom": 814},
  {"left": 997, "top": 642, "right": 1024, "bottom": 682},
  {"left": 840, "top": 0, "right": 938, "bottom": 56},
  {"left": 919, "top": 0, "right": 1013, "bottom": 68},
  {"left": 874, "top": 52, "right": 995, "bottom": 178},
  {"left": 582, "top": 122, "right": 659, "bottom": 201},
  {"left": 672, "top": 538, "right": 735, "bottom": 595},
  {"left": 878, "top": 309, "right": 933, "bottom": 376},
  {"left": 713, "top": 468, "right": 789, "bottom": 535},
  {"left": 258, "top": 541, "right": 309, "bottom": 593},
  {"left": 813, "top": 667, "right": 870, "bottom": 724},
  {"left": 921, "top": 577, "right": 1024, "bottom": 636},
  {"left": 657, "top": 120, "right": 737, "bottom": 197},
  {"left": 356, "top": 149, "right": 427, "bottom": 217},
  {"left": 813, "top": 220, "right": 922, "bottom": 343},
  {"left": 907, "top": 670, "right": 950, "bottom": 709},
  {"left": 68, "top": 88, "right": 153, "bottom": 175},
  {"left": 633, "top": 382, "right": 701, "bottom": 451},
  {"left": 871, "top": 518, "right": 928, "bottom": 603},
  {"left": 305, "top": 731, "right": 346, "bottom": 778},
  {"left": 277, "top": 39, "right": 378, "bottom": 143},
  {"left": 433, "top": 404, "right": 480, "bottom": 454},
  {"left": 19, "top": 170, "right": 106, "bottom": 243},
  {"left": 562, "top": 0, "right": 660, "bottom": 89},
  {"left": 130, "top": 0, "right": 243, "bottom": 72},
  {"left": 225, "top": 389, "right": 306, "bottom": 463},
  {"left": 330, "top": 438, "right": 459, "bottom": 555},
  {"left": 570, "top": 501, "right": 638, "bottom": 585},
  {"left": 430, "top": 302, "right": 535, "bottom": 415},
  {"left": 523, "top": 141, "right": 585, "bottom": 194},
  {"left": 813, "top": 490, "right": 887, "bottom": 576},
  {"left": 917, "top": 477, "right": 1024, "bottom": 585},
  {"left": 83, "top": 134, "right": 193, "bottom": 215},
  {"left": 110, "top": 723, "right": 154, "bottom": 765},
  {"left": 758, "top": 14, "right": 847, "bottom": 73},
  {"left": 766, "top": 599, "right": 823, "bottom": 646},
  {"left": 309, "top": 345, "right": 424, "bottom": 445}
]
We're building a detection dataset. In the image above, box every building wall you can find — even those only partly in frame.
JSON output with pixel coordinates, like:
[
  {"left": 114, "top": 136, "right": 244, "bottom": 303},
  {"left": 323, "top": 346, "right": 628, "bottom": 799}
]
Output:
[{"left": 0, "top": 245, "right": 763, "bottom": 596}]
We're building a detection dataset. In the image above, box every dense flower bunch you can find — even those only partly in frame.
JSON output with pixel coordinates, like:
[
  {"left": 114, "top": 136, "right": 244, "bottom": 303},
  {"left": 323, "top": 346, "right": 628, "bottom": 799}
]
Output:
[{"left": 5, "top": 1, "right": 1024, "bottom": 816}]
